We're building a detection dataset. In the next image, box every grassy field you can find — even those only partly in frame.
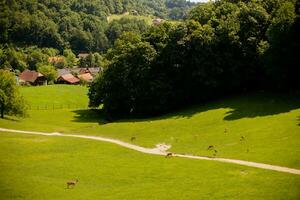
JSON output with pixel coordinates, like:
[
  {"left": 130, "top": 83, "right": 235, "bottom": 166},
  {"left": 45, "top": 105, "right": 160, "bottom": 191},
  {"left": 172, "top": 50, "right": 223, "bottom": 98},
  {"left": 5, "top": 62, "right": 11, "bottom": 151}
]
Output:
[
  {"left": 0, "top": 132, "right": 300, "bottom": 200},
  {"left": 1, "top": 85, "right": 299, "bottom": 168},
  {"left": 0, "top": 85, "right": 299, "bottom": 199},
  {"left": 20, "top": 85, "right": 88, "bottom": 109},
  {"left": 107, "top": 13, "right": 154, "bottom": 25}
]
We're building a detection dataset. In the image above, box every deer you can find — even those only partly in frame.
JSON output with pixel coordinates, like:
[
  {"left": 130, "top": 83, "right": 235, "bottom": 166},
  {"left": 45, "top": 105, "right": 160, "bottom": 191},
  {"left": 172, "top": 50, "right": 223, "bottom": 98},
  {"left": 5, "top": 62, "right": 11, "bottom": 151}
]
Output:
[
  {"left": 207, "top": 145, "right": 214, "bottom": 150},
  {"left": 165, "top": 152, "right": 173, "bottom": 158},
  {"left": 66, "top": 179, "right": 79, "bottom": 189},
  {"left": 240, "top": 136, "right": 245, "bottom": 141},
  {"left": 213, "top": 149, "right": 218, "bottom": 157},
  {"left": 130, "top": 136, "right": 136, "bottom": 142}
]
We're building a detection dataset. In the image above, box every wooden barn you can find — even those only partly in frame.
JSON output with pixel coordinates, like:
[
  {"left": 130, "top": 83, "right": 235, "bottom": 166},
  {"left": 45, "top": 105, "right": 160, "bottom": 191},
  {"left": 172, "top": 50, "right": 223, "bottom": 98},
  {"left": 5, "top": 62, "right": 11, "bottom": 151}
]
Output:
[
  {"left": 57, "top": 74, "right": 80, "bottom": 85},
  {"left": 19, "top": 69, "right": 47, "bottom": 86}
]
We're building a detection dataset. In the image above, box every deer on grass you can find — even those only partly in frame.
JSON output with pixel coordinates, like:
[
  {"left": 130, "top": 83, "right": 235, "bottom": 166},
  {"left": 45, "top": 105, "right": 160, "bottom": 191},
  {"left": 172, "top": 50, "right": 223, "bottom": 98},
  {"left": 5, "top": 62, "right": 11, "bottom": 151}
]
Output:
[
  {"left": 66, "top": 179, "right": 79, "bottom": 189},
  {"left": 165, "top": 152, "right": 173, "bottom": 158}
]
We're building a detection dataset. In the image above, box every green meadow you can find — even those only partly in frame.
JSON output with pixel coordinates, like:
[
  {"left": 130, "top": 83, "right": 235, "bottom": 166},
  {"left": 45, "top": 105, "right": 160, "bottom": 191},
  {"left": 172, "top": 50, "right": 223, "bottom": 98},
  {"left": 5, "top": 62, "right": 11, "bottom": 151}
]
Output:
[
  {"left": 0, "top": 85, "right": 299, "bottom": 199},
  {"left": 1, "top": 132, "right": 300, "bottom": 200},
  {"left": 107, "top": 13, "right": 154, "bottom": 25}
]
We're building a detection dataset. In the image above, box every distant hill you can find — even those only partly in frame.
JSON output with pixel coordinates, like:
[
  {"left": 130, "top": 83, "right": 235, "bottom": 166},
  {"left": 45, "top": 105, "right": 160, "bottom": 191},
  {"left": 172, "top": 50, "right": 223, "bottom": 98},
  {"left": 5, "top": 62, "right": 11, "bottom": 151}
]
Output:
[{"left": 0, "top": 0, "right": 197, "bottom": 52}]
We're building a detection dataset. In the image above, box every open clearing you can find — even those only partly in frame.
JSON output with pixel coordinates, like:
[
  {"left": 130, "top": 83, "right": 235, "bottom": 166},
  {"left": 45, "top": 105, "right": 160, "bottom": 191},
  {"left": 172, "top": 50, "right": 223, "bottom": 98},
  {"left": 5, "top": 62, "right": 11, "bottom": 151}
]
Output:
[
  {"left": 0, "top": 85, "right": 299, "bottom": 199},
  {"left": 1, "top": 127, "right": 300, "bottom": 175},
  {"left": 1, "top": 132, "right": 300, "bottom": 200},
  {"left": 1, "top": 85, "right": 299, "bottom": 168}
]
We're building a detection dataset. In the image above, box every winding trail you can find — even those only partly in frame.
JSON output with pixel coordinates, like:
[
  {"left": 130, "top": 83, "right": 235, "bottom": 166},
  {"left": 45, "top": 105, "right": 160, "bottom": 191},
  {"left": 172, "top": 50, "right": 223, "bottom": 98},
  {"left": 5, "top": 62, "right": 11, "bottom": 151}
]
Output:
[{"left": 1, "top": 127, "right": 300, "bottom": 175}]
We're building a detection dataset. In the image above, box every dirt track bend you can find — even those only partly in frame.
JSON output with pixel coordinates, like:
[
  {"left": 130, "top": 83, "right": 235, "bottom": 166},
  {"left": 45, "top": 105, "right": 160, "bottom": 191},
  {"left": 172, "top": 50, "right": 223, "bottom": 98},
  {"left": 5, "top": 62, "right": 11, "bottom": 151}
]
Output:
[{"left": 1, "top": 127, "right": 299, "bottom": 175}]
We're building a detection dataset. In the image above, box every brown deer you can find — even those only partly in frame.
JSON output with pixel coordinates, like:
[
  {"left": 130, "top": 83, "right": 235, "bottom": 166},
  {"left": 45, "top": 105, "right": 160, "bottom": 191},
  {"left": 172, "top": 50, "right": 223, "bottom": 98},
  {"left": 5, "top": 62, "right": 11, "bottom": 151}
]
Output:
[
  {"left": 165, "top": 152, "right": 173, "bottom": 158},
  {"left": 66, "top": 179, "right": 79, "bottom": 189},
  {"left": 207, "top": 145, "right": 214, "bottom": 150},
  {"left": 130, "top": 136, "right": 136, "bottom": 142}
]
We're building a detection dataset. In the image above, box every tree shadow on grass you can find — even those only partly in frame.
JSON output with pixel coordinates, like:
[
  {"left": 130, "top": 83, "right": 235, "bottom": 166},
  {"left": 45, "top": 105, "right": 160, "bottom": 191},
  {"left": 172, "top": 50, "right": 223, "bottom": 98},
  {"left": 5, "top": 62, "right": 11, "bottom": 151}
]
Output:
[
  {"left": 72, "top": 109, "right": 108, "bottom": 125},
  {"left": 71, "top": 92, "right": 300, "bottom": 124},
  {"left": 222, "top": 92, "right": 300, "bottom": 121},
  {"left": 2, "top": 116, "right": 20, "bottom": 122}
]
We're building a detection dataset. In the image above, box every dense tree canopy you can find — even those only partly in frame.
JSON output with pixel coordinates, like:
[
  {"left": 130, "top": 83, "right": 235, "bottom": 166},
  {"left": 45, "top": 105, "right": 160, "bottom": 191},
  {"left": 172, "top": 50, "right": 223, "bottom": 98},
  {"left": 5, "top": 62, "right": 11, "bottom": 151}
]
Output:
[
  {"left": 89, "top": 0, "right": 300, "bottom": 117},
  {"left": 0, "top": 0, "right": 197, "bottom": 52},
  {"left": 0, "top": 69, "right": 26, "bottom": 118}
]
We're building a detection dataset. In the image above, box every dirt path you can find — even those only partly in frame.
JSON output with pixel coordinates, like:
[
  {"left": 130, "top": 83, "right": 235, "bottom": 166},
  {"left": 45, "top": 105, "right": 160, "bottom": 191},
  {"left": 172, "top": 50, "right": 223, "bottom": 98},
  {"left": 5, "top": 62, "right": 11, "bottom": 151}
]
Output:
[{"left": 1, "top": 127, "right": 300, "bottom": 175}]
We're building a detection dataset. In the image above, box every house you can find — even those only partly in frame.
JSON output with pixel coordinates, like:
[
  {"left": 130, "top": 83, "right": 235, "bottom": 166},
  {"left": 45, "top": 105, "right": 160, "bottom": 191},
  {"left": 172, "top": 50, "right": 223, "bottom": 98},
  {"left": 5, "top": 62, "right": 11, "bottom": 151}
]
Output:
[
  {"left": 48, "top": 57, "right": 65, "bottom": 63},
  {"left": 79, "top": 67, "right": 101, "bottom": 75},
  {"left": 57, "top": 68, "right": 72, "bottom": 77},
  {"left": 88, "top": 67, "right": 101, "bottom": 75},
  {"left": 78, "top": 53, "right": 89, "bottom": 59},
  {"left": 152, "top": 18, "right": 164, "bottom": 25},
  {"left": 77, "top": 73, "right": 93, "bottom": 82},
  {"left": 57, "top": 74, "right": 80, "bottom": 84},
  {"left": 79, "top": 68, "right": 90, "bottom": 74},
  {"left": 19, "top": 69, "right": 47, "bottom": 86}
]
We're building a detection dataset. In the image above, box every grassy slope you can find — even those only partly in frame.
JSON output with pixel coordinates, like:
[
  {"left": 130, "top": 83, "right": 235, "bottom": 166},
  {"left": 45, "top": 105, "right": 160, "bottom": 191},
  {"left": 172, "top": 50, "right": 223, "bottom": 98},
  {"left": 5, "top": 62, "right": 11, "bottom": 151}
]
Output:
[
  {"left": 0, "top": 132, "right": 299, "bottom": 200},
  {"left": 107, "top": 13, "right": 154, "bottom": 25},
  {"left": 0, "top": 85, "right": 299, "bottom": 169},
  {"left": 20, "top": 85, "right": 88, "bottom": 109}
]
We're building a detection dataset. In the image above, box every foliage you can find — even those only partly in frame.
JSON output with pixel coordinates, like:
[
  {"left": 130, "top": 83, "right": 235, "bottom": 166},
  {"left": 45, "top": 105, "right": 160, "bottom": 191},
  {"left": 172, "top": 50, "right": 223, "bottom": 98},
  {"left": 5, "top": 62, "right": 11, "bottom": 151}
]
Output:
[
  {"left": 264, "top": 1, "right": 300, "bottom": 88},
  {"left": 0, "top": 69, "right": 26, "bottom": 118},
  {"left": 0, "top": 0, "right": 196, "bottom": 53},
  {"left": 90, "top": 0, "right": 300, "bottom": 117},
  {"left": 79, "top": 52, "right": 104, "bottom": 68},
  {"left": 37, "top": 64, "right": 58, "bottom": 84},
  {"left": 63, "top": 49, "right": 77, "bottom": 67},
  {"left": 1, "top": 85, "right": 300, "bottom": 169},
  {"left": 106, "top": 16, "right": 150, "bottom": 44}
]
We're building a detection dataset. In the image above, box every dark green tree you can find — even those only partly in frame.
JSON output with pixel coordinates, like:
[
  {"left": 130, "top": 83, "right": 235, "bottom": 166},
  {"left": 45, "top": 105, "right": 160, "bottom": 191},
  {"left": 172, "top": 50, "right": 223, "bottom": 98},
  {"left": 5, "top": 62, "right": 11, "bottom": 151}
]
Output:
[{"left": 0, "top": 69, "right": 27, "bottom": 118}]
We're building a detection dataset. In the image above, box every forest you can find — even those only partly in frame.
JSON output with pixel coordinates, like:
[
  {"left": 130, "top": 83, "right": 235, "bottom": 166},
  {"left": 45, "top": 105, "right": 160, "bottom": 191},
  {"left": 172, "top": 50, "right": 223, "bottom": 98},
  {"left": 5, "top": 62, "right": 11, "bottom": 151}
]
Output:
[
  {"left": 88, "top": 0, "right": 300, "bottom": 117},
  {"left": 0, "top": 0, "right": 299, "bottom": 117},
  {"left": 0, "top": 0, "right": 196, "bottom": 72}
]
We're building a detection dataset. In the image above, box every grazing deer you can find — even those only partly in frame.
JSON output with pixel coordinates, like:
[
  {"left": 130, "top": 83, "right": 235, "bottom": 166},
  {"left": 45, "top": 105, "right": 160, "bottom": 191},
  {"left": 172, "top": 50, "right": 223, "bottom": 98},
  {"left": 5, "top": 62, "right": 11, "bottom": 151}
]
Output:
[
  {"left": 224, "top": 128, "right": 228, "bottom": 133},
  {"left": 66, "top": 179, "right": 79, "bottom": 189},
  {"left": 212, "top": 149, "right": 218, "bottom": 157},
  {"left": 240, "top": 136, "right": 245, "bottom": 141},
  {"left": 130, "top": 136, "right": 136, "bottom": 142},
  {"left": 207, "top": 145, "right": 214, "bottom": 150},
  {"left": 165, "top": 152, "right": 173, "bottom": 158}
]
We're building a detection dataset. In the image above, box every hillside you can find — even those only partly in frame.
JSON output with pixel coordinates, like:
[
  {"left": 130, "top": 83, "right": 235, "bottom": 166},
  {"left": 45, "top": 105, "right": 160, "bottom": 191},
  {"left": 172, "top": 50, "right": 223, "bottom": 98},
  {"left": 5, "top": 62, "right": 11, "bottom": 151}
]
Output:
[
  {"left": 1, "top": 131, "right": 299, "bottom": 200},
  {"left": 0, "top": 0, "right": 196, "bottom": 52},
  {"left": 0, "top": 85, "right": 299, "bottom": 169}
]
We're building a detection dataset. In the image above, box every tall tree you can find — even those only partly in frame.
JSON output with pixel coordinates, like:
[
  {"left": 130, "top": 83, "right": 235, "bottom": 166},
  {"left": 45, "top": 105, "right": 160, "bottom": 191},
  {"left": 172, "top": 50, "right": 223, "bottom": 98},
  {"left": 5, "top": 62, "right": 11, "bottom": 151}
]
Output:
[{"left": 0, "top": 70, "right": 27, "bottom": 118}]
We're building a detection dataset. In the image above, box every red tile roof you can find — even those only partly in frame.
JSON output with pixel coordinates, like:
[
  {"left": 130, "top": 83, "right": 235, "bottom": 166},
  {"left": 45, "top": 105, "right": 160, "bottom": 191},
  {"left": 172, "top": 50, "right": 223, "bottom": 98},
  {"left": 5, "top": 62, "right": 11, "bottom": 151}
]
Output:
[
  {"left": 48, "top": 57, "right": 65, "bottom": 63},
  {"left": 58, "top": 74, "right": 80, "bottom": 84},
  {"left": 19, "top": 69, "right": 44, "bottom": 83},
  {"left": 78, "top": 73, "right": 93, "bottom": 82}
]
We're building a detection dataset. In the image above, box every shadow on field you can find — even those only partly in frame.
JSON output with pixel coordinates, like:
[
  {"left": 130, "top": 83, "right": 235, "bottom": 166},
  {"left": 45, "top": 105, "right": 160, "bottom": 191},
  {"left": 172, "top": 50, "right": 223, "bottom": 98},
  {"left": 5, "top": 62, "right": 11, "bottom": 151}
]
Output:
[
  {"left": 72, "top": 109, "right": 108, "bottom": 125},
  {"left": 71, "top": 92, "right": 300, "bottom": 124},
  {"left": 222, "top": 92, "right": 300, "bottom": 121},
  {"left": 2, "top": 116, "right": 20, "bottom": 122}
]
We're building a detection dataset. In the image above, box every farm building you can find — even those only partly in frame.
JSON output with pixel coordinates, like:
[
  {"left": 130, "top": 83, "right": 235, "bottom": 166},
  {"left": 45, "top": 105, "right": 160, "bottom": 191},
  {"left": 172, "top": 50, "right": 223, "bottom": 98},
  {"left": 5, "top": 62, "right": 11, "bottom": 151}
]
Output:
[
  {"left": 58, "top": 67, "right": 101, "bottom": 77},
  {"left": 78, "top": 53, "right": 89, "bottom": 59},
  {"left": 78, "top": 73, "right": 93, "bottom": 82},
  {"left": 153, "top": 18, "right": 164, "bottom": 25},
  {"left": 57, "top": 69, "right": 73, "bottom": 77},
  {"left": 79, "top": 67, "right": 101, "bottom": 75},
  {"left": 48, "top": 57, "right": 65, "bottom": 63},
  {"left": 19, "top": 69, "right": 47, "bottom": 86},
  {"left": 57, "top": 74, "right": 80, "bottom": 85}
]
